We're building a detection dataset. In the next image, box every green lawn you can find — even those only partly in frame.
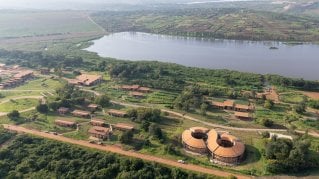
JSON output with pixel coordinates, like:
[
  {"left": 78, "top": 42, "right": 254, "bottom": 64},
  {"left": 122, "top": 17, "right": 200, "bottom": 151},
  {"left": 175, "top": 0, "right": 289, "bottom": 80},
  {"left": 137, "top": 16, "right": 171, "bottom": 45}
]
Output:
[
  {"left": 0, "top": 98, "right": 38, "bottom": 112},
  {"left": 280, "top": 92, "right": 307, "bottom": 104},
  {"left": 14, "top": 77, "right": 63, "bottom": 91}
]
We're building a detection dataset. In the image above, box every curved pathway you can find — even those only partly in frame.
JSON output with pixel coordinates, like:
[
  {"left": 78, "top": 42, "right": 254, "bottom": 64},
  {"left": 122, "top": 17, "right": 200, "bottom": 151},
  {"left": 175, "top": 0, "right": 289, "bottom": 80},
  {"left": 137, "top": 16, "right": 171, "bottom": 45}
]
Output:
[{"left": 3, "top": 124, "right": 250, "bottom": 179}]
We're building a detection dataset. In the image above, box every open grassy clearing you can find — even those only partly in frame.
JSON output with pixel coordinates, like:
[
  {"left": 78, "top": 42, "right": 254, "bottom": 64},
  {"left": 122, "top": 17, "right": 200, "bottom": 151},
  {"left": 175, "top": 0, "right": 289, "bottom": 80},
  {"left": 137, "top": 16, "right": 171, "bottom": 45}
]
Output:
[
  {"left": 280, "top": 92, "right": 307, "bottom": 104},
  {"left": 0, "top": 11, "right": 103, "bottom": 38},
  {"left": 0, "top": 98, "right": 38, "bottom": 112},
  {"left": 14, "top": 77, "right": 63, "bottom": 91}
]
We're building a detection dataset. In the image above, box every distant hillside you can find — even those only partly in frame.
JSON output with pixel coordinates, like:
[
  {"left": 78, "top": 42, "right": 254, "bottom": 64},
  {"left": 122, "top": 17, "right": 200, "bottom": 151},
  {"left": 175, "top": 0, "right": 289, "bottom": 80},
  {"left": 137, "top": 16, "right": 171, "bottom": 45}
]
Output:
[{"left": 92, "top": 8, "right": 319, "bottom": 42}]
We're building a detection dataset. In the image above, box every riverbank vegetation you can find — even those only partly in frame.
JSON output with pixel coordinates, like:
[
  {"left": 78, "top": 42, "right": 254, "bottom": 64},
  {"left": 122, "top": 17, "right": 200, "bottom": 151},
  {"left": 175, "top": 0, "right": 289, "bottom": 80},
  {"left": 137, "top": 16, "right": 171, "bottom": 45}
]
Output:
[{"left": 0, "top": 135, "right": 215, "bottom": 179}]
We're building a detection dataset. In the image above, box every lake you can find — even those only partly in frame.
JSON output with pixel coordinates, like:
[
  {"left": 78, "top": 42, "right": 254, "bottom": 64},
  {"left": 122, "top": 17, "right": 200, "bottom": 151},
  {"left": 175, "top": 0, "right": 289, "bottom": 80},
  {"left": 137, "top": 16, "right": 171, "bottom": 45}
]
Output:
[{"left": 85, "top": 32, "right": 319, "bottom": 80}]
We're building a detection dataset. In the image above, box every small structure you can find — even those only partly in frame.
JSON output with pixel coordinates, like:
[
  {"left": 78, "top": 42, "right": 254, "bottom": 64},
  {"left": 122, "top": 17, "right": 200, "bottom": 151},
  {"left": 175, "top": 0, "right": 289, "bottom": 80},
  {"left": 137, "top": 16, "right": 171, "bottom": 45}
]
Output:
[
  {"left": 121, "top": 85, "right": 152, "bottom": 93},
  {"left": 129, "top": 91, "right": 145, "bottom": 98},
  {"left": 88, "top": 104, "right": 99, "bottom": 111},
  {"left": 137, "top": 87, "right": 151, "bottom": 93},
  {"left": 211, "top": 101, "right": 225, "bottom": 110},
  {"left": 234, "top": 112, "right": 252, "bottom": 121},
  {"left": 107, "top": 109, "right": 127, "bottom": 118},
  {"left": 121, "top": 85, "right": 140, "bottom": 91},
  {"left": 68, "top": 74, "right": 102, "bottom": 86},
  {"left": 13, "top": 70, "right": 34, "bottom": 80},
  {"left": 71, "top": 110, "right": 91, "bottom": 118},
  {"left": 40, "top": 68, "right": 50, "bottom": 75},
  {"left": 88, "top": 126, "right": 111, "bottom": 140},
  {"left": 58, "top": 107, "right": 70, "bottom": 115},
  {"left": 113, "top": 123, "right": 134, "bottom": 131},
  {"left": 76, "top": 74, "right": 102, "bottom": 86},
  {"left": 90, "top": 118, "right": 105, "bottom": 127},
  {"left": 224, "top": 100, "right": 235, "bottom": 110},
  {"left": 234, "top": 104, "right": 253, "bottom": 112},
  {"left": 55, "top": 119, "right": 76, "bottom": 128}
]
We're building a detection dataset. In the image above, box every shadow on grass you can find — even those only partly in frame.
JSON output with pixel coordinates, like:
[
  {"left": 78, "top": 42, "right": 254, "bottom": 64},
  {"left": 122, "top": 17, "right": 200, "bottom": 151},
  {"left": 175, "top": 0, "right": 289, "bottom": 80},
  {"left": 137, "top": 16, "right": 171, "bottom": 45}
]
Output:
[{"left": 240, "top": 144, "right": 261, "bottom": 165}]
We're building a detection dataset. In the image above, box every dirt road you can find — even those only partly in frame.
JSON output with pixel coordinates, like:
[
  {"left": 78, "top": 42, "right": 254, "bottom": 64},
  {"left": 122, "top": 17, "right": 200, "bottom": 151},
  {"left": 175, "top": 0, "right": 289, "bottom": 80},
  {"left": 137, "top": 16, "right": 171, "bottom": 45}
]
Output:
[{"left": 3, "top": 124, "right": 250, "bottom": 179}]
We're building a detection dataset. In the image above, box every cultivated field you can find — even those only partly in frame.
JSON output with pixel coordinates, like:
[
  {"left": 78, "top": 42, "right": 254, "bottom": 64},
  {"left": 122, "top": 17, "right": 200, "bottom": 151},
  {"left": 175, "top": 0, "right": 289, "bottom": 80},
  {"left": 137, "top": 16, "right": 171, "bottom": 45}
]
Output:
[{"left": 0, "top": 11, "right": 103, "bottom": 38}]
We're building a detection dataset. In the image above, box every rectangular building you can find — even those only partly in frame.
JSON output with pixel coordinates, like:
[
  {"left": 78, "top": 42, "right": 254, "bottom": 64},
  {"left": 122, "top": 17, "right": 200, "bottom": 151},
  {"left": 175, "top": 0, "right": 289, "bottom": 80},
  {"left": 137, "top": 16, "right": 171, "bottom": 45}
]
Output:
[
  {"left": 55, "top": 119, "right": 76, "bottom": 128},
  {"left": 71, "top": 110, "right": 91, "bottom": 118},
  {"left": 107, "top": 109, "right": 127, "bottom": 118},
  {"left": 88, "top": 126, "right": 111, "bottom": 140}
]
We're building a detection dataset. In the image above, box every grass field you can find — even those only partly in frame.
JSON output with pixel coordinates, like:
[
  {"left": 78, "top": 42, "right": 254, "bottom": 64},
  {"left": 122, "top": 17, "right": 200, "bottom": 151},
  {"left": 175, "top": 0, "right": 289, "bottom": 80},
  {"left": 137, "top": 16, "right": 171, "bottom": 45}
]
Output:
[
  {"left": 0, "top": 98, "right": 39, "bottom": 112},
  {"left": 14, "top": 77, "right": 63, "bottom": 91},
  {"left": 280, "top": 92, "right": 307, "bottom": 104},
  {"left": 0, "top": 11, "right": 103, "bottom": 38}
]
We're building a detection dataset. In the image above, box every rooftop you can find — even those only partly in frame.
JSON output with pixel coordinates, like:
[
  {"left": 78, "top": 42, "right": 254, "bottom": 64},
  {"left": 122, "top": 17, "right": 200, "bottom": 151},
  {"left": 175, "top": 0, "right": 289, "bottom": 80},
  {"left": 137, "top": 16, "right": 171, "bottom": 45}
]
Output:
[
  {"left": 114, "top": 123, "right": 134, "bottom": 130},
  {"left": 234, "top": 112, "right": 251, "bottom": 118}
]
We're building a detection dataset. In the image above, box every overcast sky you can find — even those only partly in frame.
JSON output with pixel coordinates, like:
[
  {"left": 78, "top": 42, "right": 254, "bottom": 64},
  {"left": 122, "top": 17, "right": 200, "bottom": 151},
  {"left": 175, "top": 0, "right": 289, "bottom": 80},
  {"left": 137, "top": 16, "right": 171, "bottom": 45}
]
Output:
[{"left": 0, "top": 0, "right": 259, "bottom": 10}]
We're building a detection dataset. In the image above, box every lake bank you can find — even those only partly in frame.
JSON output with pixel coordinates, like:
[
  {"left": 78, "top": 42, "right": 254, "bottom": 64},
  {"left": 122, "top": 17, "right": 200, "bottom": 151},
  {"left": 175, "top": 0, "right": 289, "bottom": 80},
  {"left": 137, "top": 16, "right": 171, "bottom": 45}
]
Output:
[{"left": 85, "top": 32, "right": 319, "bottom": 80}]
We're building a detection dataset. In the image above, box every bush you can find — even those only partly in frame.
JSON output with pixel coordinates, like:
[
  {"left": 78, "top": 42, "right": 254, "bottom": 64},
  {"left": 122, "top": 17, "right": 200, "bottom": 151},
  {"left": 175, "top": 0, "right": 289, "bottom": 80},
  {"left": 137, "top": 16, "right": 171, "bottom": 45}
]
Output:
[
  {"left": 36, "top": 104, "right": 49, "bottom": 114},
  {"left": 261, "top": 119, "right": 274, "bottom": 128},
  {"left": 94, "top": 95, "right": 110, "bottom": 108},
  {"left": 261, "top": 131, "right": 270, "bottom": 138},
  {"left": 7, "top": 110, "right": 20, "bottom": 120}
]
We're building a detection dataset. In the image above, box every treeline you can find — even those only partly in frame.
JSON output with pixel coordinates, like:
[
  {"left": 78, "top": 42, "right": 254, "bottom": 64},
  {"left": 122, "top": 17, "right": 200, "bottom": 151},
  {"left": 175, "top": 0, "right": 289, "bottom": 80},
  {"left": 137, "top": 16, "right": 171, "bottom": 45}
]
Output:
[
  {"left": 0, "top": 135, "right": 215, "bottom": 179},
  {"left": 264, "top": 136, "right": 319, "bottom": 174},
  {"left": 266, "top": 74, "right": 319, "bottom": 91},
  {"left": 0, "top": 49, "right": 86, "bottom": 69},
  {"left": 109, "top": 61, "right": 264, "bottom": 91},
  {"left": 1, "top": 49, "right": 319, "bottom": 91},
  {"left": 0, "top": 127, "right": 15, "bottom": 145}
]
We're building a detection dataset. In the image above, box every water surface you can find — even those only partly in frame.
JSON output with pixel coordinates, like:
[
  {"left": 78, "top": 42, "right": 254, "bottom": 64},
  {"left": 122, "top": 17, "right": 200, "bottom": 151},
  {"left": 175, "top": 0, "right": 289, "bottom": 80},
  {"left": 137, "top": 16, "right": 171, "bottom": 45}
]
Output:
[{"left": 85, "top": 32, "right": 319, "bottom": 80}]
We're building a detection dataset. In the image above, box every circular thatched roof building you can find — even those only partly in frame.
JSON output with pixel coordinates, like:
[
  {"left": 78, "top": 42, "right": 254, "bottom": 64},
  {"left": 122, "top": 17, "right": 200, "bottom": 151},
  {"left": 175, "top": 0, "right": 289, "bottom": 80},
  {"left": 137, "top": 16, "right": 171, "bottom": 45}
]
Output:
[
  {"left": 182, "top": 127, "right": 245, "bottom": 165},
  {"left": 207, "top": 130, "right": 245, "bottom": 165},
  {"left": 181, "top": 127, "right": 209, "bottom": 154}
]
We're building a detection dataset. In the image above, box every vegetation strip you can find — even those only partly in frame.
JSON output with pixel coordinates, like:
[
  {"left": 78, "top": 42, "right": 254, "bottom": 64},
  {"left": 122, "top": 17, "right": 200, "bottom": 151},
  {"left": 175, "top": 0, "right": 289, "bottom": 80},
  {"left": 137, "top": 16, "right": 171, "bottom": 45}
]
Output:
[{"left": 3, "top": 124, "right": 249, "bottom": 179}]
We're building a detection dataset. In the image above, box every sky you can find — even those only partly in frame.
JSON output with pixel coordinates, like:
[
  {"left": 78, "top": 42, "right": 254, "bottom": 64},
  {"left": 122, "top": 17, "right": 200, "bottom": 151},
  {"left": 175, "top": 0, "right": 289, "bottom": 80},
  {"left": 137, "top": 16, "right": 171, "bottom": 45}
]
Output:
[{"left": 0, "top": 0, "right": 233, "bottom": 9}]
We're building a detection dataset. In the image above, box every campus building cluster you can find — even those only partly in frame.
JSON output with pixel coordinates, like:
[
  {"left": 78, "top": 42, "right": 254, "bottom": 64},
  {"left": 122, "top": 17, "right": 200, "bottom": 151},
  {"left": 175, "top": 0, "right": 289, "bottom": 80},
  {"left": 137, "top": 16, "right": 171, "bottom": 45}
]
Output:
[
  {"left": 0, "top": 64, "right": 34, "bottom": 89},
  {"left": 121, "top": 85, "right": 152, "bottom": 98},
  {"left": 55, "top": 106, "right": 134, "bottom": 141},
  {"left": 182, "top": 127, "right": 245, "bottom": 165},
  {"left": 211, "top": 100, "right": 254, "bottom": 120}
]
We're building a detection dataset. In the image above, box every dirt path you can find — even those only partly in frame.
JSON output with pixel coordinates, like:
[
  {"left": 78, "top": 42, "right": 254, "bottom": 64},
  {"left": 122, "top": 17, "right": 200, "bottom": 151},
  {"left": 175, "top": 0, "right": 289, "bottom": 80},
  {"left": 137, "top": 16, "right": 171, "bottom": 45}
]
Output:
[{"left": 2, "top": 124, "right": 250, "bottom": 179}]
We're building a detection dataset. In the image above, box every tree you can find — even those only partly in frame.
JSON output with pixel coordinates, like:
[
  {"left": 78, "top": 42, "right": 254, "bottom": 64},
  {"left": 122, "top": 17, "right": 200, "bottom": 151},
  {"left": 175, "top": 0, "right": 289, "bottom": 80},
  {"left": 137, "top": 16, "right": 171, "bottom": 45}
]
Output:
[
  {"left": 48, "top": 101, "right": 60, "bottom": 111},
  {"left": 120, "top": 131, "right": 133, "bottom": 144},
  {"left": 295, "top": 102, "right": 306, "bottom": 114},
  {"left": 94, "top": 95, "right": 110, "bottom": 108},
  {"left": 7, "top": 110, "right": 20, "bottom": 120},
  {"left": 149, "top": 124, "right": 163, "bottom": 140},
  {"left": 141, "top": 121, "right": 150, "bottom": 132},
  {"left": 264, "top": 100, "right": 274, "bottom": 109},
  {"left": 261, "top": 118, "right": 274, "bottom": 128},
  {"left": 200, "top": 103, "right": 208, "bottom": 116},
  {"left": 36, "top": 104, "right": 49, "bottom": 114}
]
